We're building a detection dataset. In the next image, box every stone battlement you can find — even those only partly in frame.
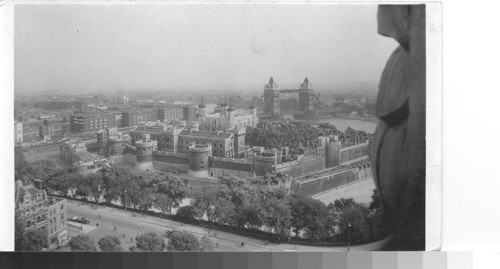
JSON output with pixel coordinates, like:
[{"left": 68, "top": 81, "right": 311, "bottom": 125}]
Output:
[
  {"left": 254, "top": 153, "right": 277, "bottom": 162},
  {"left": 209, "top": 156, "right": 252, "bottom": 165},
  {"left": 153, "top": 151, "right": 189, "bottom": 158}
]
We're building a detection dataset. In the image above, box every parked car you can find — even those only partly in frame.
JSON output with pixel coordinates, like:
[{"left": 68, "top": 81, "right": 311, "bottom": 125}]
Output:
[{"left": 68, "top": 216, "right": 90, "bottom": 224}]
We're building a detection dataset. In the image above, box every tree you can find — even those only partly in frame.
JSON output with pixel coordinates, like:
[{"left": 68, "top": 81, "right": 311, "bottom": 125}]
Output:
[
  {"left": 166, "top": 231, "right": 200, "bottom": 251},
  {"left": 200, "top": 236, "right": 215, "bottom": 252},
  {"left": 135, "top": 232, "right": 165, "bottom": 251},
  {"left": 14, "top": 147, "right": 27, "bottom": 180},
  {"left": 334, "top": 199, "right": 372, "bottom": 244},
  {"left": 176, "top": 205, "right": 198, "bottom": 221},
  {"left": 219, "top": 175, "right": 245, "bottom": 190},
  {"left": 239, "top": 200, "right": 265, "bottom": 230},
  {"left": 83, "top": 173, "right": 105, "bottom": 204},
  {"left": 261, "top": 197, "right": 292, "bottom": 241},
  {"left": 19, "top": 160, "right": 60, "bottom": 185},
  {"left": 100, "top": 167, "right": 136, "bottom": 205},
  {"left": 154, "top": 193, "right": 175, "bottom": 215},
  {"left": 124, "top": 180, "right": 142, "bottom": 210},
  {"left": 68, "top": 234, "right": 97, "bottom": 251},
  {"left": 211, "top": 197, "right": 237, "bottom": 226},
  {"left": 289, "top": 195, "right": 332, "bottom": 241},
  {"left": 191, "top": 184, "right": 224, "bottom": 222},
  {"left": 46, "top": 170, "right": 80, "bottom": 197},
  {"left": 369, "top": 188, "right": 382, "bottom": 212},
  {"left": 98, "top": 236, "right": 123, "bottom": 251},
  {"left": 137, "top": 187, "right": 155, "bottom": 211},
  {"left": 154, "top": 173, "right": 189, "bottom": 210}
]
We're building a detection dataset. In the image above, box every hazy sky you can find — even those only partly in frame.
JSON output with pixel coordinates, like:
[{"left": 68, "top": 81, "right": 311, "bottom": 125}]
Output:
[{"left": 14, "top": 4, "right": 397, "bottom": 92}]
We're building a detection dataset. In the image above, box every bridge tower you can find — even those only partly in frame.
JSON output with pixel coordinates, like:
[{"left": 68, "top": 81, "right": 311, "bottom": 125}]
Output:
[
  {"left": 263, "top": 77, "right": 280, "bottom": 116},
  {"left": 299, "top": 77, "right": 315, "bottom": 112}
]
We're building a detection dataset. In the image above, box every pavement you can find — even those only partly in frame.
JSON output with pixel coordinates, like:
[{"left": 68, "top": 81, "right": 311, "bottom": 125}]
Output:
[
  {"left": 312, "top": 179, "right": 376, "bottom": 206},
  {"left": 66, "top": 199, "right": 386, "bottom": 252}
]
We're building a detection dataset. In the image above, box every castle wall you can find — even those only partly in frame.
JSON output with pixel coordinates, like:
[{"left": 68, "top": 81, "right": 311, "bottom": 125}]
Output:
[
  {"left": 153, "top": 152, "right": 190, "bottom": 165},
  {"left": 109, "top": 153, "right": 137, "bottom": 168},
  {"left": 339, "top": 141, "right": 369, "bottom": 165},
  {"left": 209, "top": 168, "right": 252, "bottom": 178},
  {"left": 290, "top": 164, "right": 372, "bottom": 197},
  {"left": 325, "top": 142, "right": 341, "bottom": 168},
  {"left": 136, "top": 161, "right": 154, "bottom": 172},
  {"left": 152, "top": 151, "right": 190, "bottom": 172},
  {"left": 152, "top": 161, "right": 189, "bottom": 173},
  {"left": 275, "top": 157, "right": 325, "bottom": 178}
]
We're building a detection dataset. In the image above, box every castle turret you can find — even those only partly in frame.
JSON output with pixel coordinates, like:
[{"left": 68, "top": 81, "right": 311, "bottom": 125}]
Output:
[
  {"left": 253, "top": 148, "right": 278, "bottom": 176},
  {"left": 134, "top": 133, "right": 157, "bottom": 171},
  {"left": 187, "top": 143, "right": 212, "bottom": 178}
]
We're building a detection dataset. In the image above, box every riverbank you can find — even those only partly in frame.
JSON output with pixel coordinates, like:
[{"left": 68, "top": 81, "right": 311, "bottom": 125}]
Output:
[{"left": 333, "top": 114, "right": 379, "bottom": 122}]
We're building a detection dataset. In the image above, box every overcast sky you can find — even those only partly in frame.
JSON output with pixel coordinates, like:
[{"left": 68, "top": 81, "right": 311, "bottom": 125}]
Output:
[{"left": 14, "top": 4, "right": 397, "bottom": 92}]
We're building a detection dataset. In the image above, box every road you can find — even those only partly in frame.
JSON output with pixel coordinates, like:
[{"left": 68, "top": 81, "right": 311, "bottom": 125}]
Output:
[
  {"left": 67, "top": 200, "right": 279, "bottom": 251},
  {"left": 66, "top": 199, "right": 386, "bottom": 252}
]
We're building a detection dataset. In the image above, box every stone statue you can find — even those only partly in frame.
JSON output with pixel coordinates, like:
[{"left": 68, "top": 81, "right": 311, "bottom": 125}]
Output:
[{"left": 372, "top": 5, "right": 426, "bottom": 250}]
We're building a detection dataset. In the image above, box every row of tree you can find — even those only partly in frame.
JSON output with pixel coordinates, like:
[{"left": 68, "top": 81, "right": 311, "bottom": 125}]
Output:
[
  {"left": 179, "top": 176, "right": 387, "bottom": 244},
  {"left": 16, "top": 159, "right": 387, "bottom": 246},
  {"left": 67, "top": 231, "right": 214, "bottom": 252},
  {"left": 17, "top": 160, "right": 190, "bottom": 215}
]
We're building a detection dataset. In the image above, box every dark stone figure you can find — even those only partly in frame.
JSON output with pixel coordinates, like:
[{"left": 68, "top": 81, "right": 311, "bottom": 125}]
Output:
[{"left": 372, "top": 5, "right": 426, "bottom": 250}]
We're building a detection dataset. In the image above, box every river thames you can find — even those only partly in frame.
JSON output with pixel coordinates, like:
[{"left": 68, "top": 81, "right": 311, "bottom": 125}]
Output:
[{"left": 317, "top": 117, "right": 378, "bottom": 134}]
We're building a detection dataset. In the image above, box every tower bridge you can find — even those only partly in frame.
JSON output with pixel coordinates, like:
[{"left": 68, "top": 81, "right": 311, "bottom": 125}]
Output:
[{"left": 261, "top": 77, "right": 321, "bottom": 116}]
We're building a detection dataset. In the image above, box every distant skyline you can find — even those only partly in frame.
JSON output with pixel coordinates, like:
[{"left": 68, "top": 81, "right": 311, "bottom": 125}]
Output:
[{"left": 15, "top": 4, "right": 397, "bottom": 93}]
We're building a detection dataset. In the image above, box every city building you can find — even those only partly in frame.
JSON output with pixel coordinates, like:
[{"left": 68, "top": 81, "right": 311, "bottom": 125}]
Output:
[
  {"left": 96, "top": 127, "right": 132, "bottom": 156},
  {"left": 182, "top": 105, "right": 198, "bottom": 121},
  {"left": 179, "top": 130, "right": 236, "bottom": 158},
  {"left": 40, "top": 116, "right": 63, "bottom": 140},
  {"left": 15, "top": 180, "right": 68, "bottom": 249},
  {"left": 22, "top": 118, "right": 44, "bottom": 142},
  {"left": 17, "top": 99, "right": 82, "bottom": 111},
  {"left": 198, "top": 101, "right": 258, "bottom": 131},
  {"left": 121, "top": 109, "right": 157, "bottom": 127},
  {"left": 157, "top": 104, "right": 184, "bottom": 123},
  {"left": 70, "top": 111, "right": 119, "bottom": 133},
  {"left": 14, "top": 121, "right": 23, "bottom": 143},
  {"left": 130, "top": 122, "right": 183, "bottom": 152}
]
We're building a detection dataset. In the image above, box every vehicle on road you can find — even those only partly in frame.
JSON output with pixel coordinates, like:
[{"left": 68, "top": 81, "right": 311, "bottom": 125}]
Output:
[{"left": 68, "top": 216, "right": 90, "bottom": 224}]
